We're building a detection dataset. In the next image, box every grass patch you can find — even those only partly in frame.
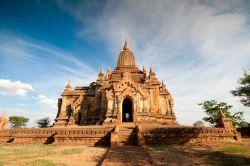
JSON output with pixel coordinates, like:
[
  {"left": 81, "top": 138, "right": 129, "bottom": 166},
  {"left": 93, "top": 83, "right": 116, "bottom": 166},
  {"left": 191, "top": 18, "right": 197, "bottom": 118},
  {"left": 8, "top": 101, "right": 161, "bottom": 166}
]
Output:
[
  {"left": 220, "top": 146, "right": 248, "bottom": 153},
  {"left": 61, "top": 148, "right": 84, "bottom": 155},
  {"left": 0, "top": 144, "right": 57, "bottom": 164},
  {"left": 10, "top": 144, "right": 56, "bottom": 158},
  {"left": 30, "top": 159, "right": 66, "bottom": 166}
]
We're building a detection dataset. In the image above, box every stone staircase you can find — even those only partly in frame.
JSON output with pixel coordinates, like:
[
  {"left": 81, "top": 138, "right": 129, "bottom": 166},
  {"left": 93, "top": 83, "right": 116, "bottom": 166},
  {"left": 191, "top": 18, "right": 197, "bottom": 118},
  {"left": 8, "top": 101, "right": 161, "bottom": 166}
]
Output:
[{"left": 117, "top": 124, "right": 136, "bottom": 146}]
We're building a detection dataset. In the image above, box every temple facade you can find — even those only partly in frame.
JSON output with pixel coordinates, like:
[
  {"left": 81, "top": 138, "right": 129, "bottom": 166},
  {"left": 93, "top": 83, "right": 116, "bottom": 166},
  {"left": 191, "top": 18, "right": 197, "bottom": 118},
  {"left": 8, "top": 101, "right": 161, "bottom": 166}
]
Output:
[
  {"left": 54, "top": 41, "right": 177, "bottom": 127},
  {"left": 0, "top": 42, "right": 240, "bottom": 146}
]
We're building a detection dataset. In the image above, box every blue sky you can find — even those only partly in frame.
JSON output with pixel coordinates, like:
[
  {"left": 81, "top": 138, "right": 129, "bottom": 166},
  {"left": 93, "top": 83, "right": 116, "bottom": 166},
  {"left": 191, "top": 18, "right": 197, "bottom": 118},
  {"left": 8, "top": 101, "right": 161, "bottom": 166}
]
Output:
[{"left": 0, "top": 0, "right": 249, "bottom": 127}]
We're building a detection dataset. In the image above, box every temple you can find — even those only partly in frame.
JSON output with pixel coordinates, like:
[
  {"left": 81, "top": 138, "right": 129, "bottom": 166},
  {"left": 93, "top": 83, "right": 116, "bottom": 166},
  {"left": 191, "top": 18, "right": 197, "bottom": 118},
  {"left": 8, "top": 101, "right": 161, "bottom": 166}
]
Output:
[
  {"left": 0, "top": 41, "right": 240, "bottom": 146},
  {"left": 54, "top": 41, "right": 177, "bottom": 127}
]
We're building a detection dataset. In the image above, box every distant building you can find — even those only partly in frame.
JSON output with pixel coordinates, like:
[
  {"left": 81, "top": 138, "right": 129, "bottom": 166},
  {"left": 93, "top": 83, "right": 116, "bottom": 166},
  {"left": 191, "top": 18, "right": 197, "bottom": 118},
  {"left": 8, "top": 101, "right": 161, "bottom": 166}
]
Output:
[
  {"left": 0, "top": 112, "right": 9, "bottom": 129},
  {"left": 54, "top": 41, "right": 177, "bottom": 127}
]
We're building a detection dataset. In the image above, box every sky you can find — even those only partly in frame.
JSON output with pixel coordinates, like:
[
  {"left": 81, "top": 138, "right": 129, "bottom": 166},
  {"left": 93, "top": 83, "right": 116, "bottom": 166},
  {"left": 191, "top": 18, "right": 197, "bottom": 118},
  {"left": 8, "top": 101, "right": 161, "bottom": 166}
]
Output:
[{"left": 0, "top": 0, "right": 250, "bottom": 127}]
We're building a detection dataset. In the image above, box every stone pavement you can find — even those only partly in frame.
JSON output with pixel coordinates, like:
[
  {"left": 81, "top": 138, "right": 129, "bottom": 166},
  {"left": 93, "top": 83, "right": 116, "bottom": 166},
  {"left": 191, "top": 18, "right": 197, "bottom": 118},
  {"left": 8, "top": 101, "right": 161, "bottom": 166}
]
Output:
[{"left": 101, "top": 146, "right": 153, "bottom": 166}]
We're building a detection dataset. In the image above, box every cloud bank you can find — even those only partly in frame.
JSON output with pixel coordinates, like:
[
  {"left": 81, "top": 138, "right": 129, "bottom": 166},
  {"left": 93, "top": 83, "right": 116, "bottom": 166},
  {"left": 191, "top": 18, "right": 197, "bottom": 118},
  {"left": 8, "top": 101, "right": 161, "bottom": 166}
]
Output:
[
  {"left": 0, "top": 79, "right": 34, "bottom": 97},
  {"left": 37, "top": 95, "right": 57, "bottom": 108}
]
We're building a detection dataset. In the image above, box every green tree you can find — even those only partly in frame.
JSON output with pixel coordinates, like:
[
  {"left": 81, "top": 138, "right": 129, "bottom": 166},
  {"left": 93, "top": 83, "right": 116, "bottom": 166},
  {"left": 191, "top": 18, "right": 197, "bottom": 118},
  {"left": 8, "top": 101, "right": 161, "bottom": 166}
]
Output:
[
  {"left": 9, "top": 116, "right": 29, "bottom": 128},
  {"left": 193, "top": 120, "right": 205, "bottom": 127},
  {"left": 199, "top": 100, "right": 246, "bottom": 128},
  {"left": 231, "top": 71, "right": 250, "bottom": 107},
  {"left": 36, "top": 117, "right": 51, "bottom": 128}
]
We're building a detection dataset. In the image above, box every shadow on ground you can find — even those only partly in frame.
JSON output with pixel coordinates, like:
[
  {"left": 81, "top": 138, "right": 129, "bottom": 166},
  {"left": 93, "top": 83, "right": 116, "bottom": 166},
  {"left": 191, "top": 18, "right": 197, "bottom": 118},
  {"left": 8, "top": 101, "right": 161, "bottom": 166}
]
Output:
[
  {"left": 147, "top": 143, "right": 250, "bottom": 166},
  {"left": 101, "top": 146, "right": 153, "bottom": 166}
]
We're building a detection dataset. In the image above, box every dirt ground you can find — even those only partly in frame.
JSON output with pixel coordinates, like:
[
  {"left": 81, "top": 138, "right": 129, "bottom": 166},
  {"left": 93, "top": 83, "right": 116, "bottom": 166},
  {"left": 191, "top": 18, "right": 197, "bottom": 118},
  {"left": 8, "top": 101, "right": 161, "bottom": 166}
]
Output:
[
  {"left": 1, "top": 138, "right": 250, "bottom": 166},
  {"left": 0, "top": 144, "right": 108, "bottom": 166},
  {"left": 147, "top": 138, "right": 250, "bottom": 166}
]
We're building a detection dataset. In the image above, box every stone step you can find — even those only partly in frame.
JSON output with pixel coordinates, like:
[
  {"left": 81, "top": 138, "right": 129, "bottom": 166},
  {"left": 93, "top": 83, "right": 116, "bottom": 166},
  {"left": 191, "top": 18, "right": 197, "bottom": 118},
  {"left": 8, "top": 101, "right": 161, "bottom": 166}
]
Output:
[
  {"left": 118, "top": 134, "right": 136, "bottom": 138},
  {"left": 119, "top": 134, "right": 135, "bottom": 136},
  {"left": 118, "top": 130, "right": 136, "bottom": 135},
  {"left": 116, "top": 125, "right": 137, "bottom": 146},
  {"left": 118, "top": 136, "right": 136, "bottom": 140},
  {"left": 118, "top": 142, "right": 136, "bottom": 146},
  {"left": 119, "top": 128, "right": 135, "bottom": 131},
  {"left": 118, "top": 132, "right": 135, "bottom": 135}
]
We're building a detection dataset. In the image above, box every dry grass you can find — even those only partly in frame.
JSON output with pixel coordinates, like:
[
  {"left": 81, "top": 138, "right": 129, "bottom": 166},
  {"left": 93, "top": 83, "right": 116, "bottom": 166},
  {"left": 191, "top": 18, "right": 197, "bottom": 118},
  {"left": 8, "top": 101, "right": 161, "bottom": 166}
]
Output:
[
  {"left": 0, "top": 144, "right": 108, "bottom": 166},
  {"left": 220, "top": 146, "right": 248, "bottom": 153}
]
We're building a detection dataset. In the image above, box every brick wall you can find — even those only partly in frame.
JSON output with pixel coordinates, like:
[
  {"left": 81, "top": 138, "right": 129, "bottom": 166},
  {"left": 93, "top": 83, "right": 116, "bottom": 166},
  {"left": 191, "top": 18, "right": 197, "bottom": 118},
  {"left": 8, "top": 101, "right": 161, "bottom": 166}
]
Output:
[
  {"left": 0, "top": 126, "right": 113, "bottom": 146},
  {"left": 137, "top": 125, "right": 240, "bottom": 145}
]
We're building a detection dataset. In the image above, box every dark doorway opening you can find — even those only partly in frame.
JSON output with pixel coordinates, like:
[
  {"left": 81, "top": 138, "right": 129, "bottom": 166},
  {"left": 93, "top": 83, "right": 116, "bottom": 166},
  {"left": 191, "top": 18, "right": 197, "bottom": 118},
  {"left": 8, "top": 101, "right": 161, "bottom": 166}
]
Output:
[
  {"left": 75, "top": 112, "right": 81, "bottom": 124},
  {"left": 122, "top": 98, "right": 133, "bottom": 122}
]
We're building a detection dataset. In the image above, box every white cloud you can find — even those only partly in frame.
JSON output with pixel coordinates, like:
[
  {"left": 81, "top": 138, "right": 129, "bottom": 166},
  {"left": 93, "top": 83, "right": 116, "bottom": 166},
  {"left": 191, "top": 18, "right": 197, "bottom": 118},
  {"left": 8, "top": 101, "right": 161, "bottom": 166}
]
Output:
[
  {"left": 0, "top": 79, "right": 34, "bottom": 97},
  {"left": 37, "top": 95, "right": 57, "bottom": 108}
]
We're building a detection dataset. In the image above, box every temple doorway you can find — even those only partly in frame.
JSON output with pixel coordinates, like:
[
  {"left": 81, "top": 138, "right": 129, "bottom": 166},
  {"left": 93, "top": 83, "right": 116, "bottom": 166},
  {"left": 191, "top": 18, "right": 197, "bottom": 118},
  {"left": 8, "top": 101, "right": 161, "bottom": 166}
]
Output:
[{"left": 122, "top": 97, "right": 133, "bottom": 122}]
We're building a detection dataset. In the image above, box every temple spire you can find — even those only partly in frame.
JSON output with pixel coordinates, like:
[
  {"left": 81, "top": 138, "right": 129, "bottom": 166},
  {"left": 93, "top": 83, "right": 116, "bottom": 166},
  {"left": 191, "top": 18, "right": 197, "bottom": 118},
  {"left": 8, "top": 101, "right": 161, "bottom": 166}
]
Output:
[
  {"left": 162, "top": 80, "right": 166, "bottom": 89},
  {"left": 65, "top": 80, "right": 72, "bottom": 91},
  {"left": 99, "top": 68, "right": 104, "bottom": 76},
  {"left": 123, "top": 40, "right": 130, "bottom": 50},
  {"left": 149, "top": 67, "right": 155, "bottom": 75},
  {"left": 219, "top": 108, "right": 226, "bottom": 118},
  {"left": 97, "top": 68, "right": 105, "bottom": 81},
  {"left": 106, "top": 67, "right": 111, "bottom": 79}
]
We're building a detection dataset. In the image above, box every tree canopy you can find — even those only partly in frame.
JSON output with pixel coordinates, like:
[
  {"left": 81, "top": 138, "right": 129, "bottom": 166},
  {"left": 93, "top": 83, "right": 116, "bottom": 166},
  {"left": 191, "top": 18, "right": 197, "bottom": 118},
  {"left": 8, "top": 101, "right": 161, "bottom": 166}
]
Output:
[
  {"left": 199, "top": 100, "right": 246, "bottom": 128},
  {"left": 193, "top": 120, "right": 205, "bottom": 127},
  {"left": 36, "top": 117, "right": 51, "bottom": 128},
  {"left": 231, "top": 71, "right": 250, "bottom": 107},
  {"left": 9, "top": 116, "right": 29, "bottom": 128}
]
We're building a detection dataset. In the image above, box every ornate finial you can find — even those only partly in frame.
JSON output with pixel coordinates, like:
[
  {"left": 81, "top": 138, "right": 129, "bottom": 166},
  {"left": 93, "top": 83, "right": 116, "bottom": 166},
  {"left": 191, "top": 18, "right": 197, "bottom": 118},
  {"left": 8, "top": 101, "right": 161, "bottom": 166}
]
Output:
[
  {"left": 106, "top": 67, "right": 111, "bottom": 79},
  {"left": 65, "top": 80, "right": 72, "bottom": 91},
  {"left": 162, "top": 80, "right": 166, "bottom": 89},
  {"left": 123, "top": 40, "right": 130, "bottom": 50},
  {"left": 149, "top": 67, "right": 155, "bottom": 75},
  {"left": 219, "top": 108, "right": 226, "bottom": 118},
  {"left": 99, "top": 68, "right": 104, "bottom": 76}
]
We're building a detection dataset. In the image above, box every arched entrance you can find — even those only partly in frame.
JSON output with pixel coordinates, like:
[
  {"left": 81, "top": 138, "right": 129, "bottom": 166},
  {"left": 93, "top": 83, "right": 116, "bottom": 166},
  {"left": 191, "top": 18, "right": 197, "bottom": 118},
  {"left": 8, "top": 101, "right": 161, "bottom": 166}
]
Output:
[{"left": 122, "top": 97, "right": 133, "bottom": 122}]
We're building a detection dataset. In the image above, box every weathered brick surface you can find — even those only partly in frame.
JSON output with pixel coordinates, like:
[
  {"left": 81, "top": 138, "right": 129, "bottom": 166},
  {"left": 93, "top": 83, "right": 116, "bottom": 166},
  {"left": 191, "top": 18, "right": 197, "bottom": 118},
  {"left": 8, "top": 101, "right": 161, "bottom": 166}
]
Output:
[
  {"left": 0, "top": 125, "right": 240, "bottom": 146},
  {"left": 137, "top": 125, "right": 240, "bottom": 145},
  {"left": 0, "top": 126, "right": 113, "bottom": 145}
]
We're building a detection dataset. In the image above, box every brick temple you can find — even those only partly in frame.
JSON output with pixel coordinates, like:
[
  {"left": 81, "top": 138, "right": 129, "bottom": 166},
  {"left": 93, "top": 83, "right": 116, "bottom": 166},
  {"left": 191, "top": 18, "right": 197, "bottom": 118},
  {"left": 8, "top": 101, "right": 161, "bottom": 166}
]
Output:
[
  {"left": 0, "top": 42, "right": 241, "bottom": 146},
  {"left": 55, "top": 41, "right": 177, "bottom": 127}
]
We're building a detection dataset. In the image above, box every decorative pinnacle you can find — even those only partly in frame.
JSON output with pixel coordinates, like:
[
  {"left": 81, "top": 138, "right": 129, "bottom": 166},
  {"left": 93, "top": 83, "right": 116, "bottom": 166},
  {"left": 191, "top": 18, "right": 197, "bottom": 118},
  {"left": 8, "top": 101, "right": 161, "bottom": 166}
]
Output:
[
  {"left": 99, "top": 68, "right": 104, "bottom": 76},
  {"left": 149, "top": 67, "right": 155, "bottom": 75},
  {"left": 107, "top": 67, "right": 111, "bottom": 73},
  {"left": 219, "top": 108, "right": 226, "bottom": 118},
  {"left": 162, "top": 80, "right": 166, "bottom": 89},
  {"left": 65, "top": 80, "right": 72, "bottom": 91},
  {"left": 123, "top": 40, "right": 130, "bottom": 50}
]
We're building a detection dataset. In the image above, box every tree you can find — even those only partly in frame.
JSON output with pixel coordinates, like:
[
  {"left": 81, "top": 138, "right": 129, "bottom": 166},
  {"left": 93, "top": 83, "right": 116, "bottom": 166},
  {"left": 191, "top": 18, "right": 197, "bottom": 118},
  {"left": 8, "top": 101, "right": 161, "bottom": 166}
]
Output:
[
  {"left": 231, "top": 71, "right": 250, "bottom": 107},
  {"left": 193, "top": 120, "right": 205, "bottom": 127},
  {"left": 9, "top": 116, "right": 29, "bottom": 128},
  {"left": 36, "top": 117, "right": 51, "bottom": 128},
  {"left": 198, "top": 100, "right": 246, "bottom": 128}
]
